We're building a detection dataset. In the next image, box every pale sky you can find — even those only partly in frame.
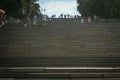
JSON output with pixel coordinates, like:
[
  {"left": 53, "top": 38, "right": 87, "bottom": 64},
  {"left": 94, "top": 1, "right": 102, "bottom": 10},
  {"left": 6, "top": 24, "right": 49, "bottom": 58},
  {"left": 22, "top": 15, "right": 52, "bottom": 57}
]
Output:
[{"left": 37, "top": 0, "right": 80, "bottom": 17}]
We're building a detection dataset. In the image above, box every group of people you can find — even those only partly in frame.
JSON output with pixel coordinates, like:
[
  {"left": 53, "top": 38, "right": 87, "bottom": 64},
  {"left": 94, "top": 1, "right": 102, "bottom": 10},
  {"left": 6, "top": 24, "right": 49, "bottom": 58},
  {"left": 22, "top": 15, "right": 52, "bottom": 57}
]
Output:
[
  {"left": 50, "top": 14, "right": 81, "bottom": 19},
  {"left": 80, "top": 15, "right": 99, "bottom": 24},
  {"left": 40, "top": 14, "right": 100, "bottom": 26},
  {"left": 80, "top": 17, "right": 91, "bottom": 23},
  {"left": 23, "top": 14, "right": 99, "bottom": 27},
  {"left": 0, "top": 10, "right": 100, "bottom": 27},
  {"left": 24, "top": 14, "right": 38, "bottom": 27},
  {"left": 59, "top": 14, "right": 80, "bottom": 19}
]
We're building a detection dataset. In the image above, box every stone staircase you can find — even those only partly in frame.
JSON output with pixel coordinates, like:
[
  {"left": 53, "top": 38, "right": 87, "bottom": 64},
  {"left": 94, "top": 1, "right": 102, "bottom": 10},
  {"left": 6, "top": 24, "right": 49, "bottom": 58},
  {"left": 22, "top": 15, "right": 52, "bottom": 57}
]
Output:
[{"left": 0, "top": 19, "right": 120, "bottom": 78}]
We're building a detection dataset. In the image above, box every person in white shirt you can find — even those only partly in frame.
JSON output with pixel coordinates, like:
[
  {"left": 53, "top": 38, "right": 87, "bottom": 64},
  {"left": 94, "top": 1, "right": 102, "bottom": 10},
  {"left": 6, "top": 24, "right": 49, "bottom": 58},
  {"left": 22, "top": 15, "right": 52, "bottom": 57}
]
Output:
[
  {"left": 81, "top": 18, "right": 84, "bottom": 23},
  {"left": 88, "top": 17, "right": 91, "bottom": 23},
  {"left": 33, "top": 14, "right": 37, "bottom": 26}
]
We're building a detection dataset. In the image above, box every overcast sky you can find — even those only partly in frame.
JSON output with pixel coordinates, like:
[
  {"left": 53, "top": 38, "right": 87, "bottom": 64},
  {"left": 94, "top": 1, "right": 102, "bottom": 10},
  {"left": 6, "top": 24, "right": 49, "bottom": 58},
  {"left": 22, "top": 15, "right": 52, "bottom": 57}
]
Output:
[{"left": 37, "top": 0, "right": 80, "bottom": 17}]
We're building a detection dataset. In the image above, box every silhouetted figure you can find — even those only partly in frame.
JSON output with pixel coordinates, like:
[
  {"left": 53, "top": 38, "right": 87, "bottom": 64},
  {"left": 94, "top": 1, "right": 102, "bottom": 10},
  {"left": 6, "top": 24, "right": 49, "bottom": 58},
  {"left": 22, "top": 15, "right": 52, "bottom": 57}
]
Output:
[
  {"left": 67, "top": 14, "right": 70, "bottom": 18},
  {"left": 51, "top": 14, "right": 56, "bottom": 18},
  {"left": 64, "top": 15, "right": 66, "bottom": 18},
  {"left": 0, "top": 14, "right": 6, "bottom": 27},
  {"left": 3, "top": 14, "right": 7, "bottom": 24},
  {"left": 0, "top": 14, "right": 3, "bottom": 27},
  {"left": 74, "top": 15, "right": 77, "bottom": 18},
  {"left": 59, "top": 14, "right": 63, "bottom": 18}
]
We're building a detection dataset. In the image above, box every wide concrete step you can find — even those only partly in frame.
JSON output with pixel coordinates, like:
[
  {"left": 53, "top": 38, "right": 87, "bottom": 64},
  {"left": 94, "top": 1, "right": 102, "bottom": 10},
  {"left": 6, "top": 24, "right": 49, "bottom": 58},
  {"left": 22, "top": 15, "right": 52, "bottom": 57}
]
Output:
[
  {"left": 1, "top": 67, "right": 120, "bottom": 73},
  {"left": 1, "top": 78, "right": 120, "bottom": 80},
  {"left": 0, "top": 73, "right": 120, "bottom": 78},
  {"left": 0, "top": 56, "right": 120, "bottom": 67},
  {"left": 0, "top": 67, "right": 120, "bottom": 78}
]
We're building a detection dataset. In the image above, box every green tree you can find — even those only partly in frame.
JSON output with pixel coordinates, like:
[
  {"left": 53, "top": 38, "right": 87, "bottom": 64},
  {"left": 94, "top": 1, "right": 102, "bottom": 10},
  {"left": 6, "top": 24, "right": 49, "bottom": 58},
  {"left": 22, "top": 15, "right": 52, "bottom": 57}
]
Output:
[
  {"left": 77, "top": 0, "right": 120, "bottom": 18},
  {"left": 0, "top": 0, "right": 40, "bottom": 18}
]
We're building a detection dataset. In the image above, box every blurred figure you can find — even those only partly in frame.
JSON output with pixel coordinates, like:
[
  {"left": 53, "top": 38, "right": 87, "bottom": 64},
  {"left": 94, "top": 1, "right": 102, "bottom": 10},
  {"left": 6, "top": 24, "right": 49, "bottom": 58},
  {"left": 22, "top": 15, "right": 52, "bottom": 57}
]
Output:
[
  {"left": 81, "top": 18, "right": 84, "bottom": 23},
  {"left": 3, "top": 14, "right": 7, "bottom": 24},
  {"left": 88, "top": 17, "right": 91, "bottom": 23},
  {"left": 24, "top": 16, "right": 31, "bottom": 27},
  {"left": 67, "top": 14, "right": 70, "bottom": 18},
  {"left": 0, "top": 14, "right": 2, "bottom": 27},
  {"left": 64, "top": 14, "right": 66, "bottom": 18},
  {"left": 42, "top": 14, "right": 49, "bottom": 26},
  {"left": 16, "top": 19, "right": 20, "bottom": 24},
  {"left": 51, "top": 14, "right": 56, "bottom": 18},
  {"left": 33, "top": 14, "right": 37, "bottom": 26},
  {"left": 59, "top": 14, "right": 63, "bottom": 18},
  {"left": 0, "top": 9, "right": 6, "bottom": 27},
  {"left": 74, "top": 15, "right": 77, "bottom": 18},
  {"left": 94, "top": 15, "right": 97, "bottom": 21},
  {"left": 24, "top": 22, "right": 27, "bottom": 27},
  {"left": 43, "top": 14, "right": 48, "bottom": 21},
  {"left": 0, "top": 14, "right": 6, "bottom": 27},
  {"left": 93, "top": 15, "right": 99, "bottom": 22}
]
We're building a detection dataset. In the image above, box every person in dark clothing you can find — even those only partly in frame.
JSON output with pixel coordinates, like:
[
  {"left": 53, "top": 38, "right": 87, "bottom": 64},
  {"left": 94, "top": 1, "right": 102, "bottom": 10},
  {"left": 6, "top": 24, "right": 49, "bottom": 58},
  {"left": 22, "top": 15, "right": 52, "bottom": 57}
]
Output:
[{"left": 0, "top": 14, "right": 3, "bottom": 27}]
